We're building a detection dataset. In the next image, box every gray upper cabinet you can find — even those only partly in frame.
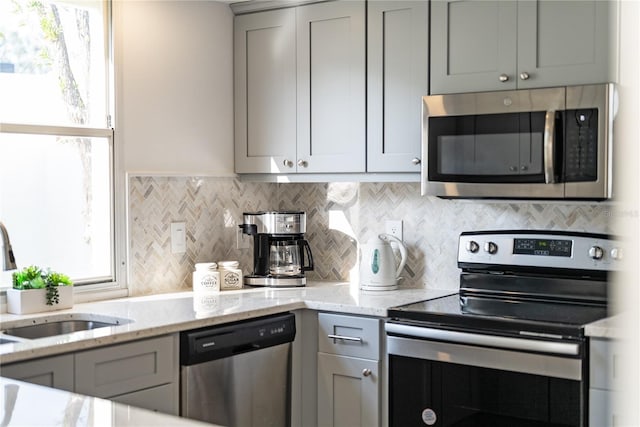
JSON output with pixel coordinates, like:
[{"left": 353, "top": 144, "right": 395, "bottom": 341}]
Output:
[
  {"left": 296, "top": 1, "right": 366, "bottom": 173},
  {"left": 234, "top": 1, "right": 365, "bottom": 174},
  {"left": 234, "top": 8, "right": 297, "bottom": 174},
  {"left": 431, "top": 0, "right": 613, "bottom": 94},
  {"left": 367, "top": 1, "right": 429, "bottom": 173}
]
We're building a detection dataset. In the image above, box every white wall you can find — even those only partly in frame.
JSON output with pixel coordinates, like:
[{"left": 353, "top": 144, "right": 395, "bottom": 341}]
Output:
[
  {"left": 114, "top": 0, "right": 234, "bottom": 175},
  {"left": 612, "top": 0, "right": 640, "bottom": 424}
]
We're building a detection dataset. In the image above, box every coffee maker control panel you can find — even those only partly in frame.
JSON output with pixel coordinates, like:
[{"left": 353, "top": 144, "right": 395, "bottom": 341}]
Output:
[{"left": 241, "top": 211, "right": 306, "bottom": 235}]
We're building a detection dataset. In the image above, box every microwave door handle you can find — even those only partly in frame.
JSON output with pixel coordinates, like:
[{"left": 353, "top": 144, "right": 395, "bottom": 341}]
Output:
[{"left": 544, "top": 110, "right": 556, "bottom": 184}]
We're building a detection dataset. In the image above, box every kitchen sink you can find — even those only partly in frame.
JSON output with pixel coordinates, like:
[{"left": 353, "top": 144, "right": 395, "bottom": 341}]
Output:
[{"left": 2, "top": 316, "right": 131, "bottom": 340}]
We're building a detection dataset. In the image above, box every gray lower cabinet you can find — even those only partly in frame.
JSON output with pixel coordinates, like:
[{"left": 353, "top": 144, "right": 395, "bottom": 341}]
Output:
[
  {"left": 367, "top": 1, "right": 428, "bottom": 173},
  {"left": 234, "top": 1, "right": 366, "bottom": 174},
  {"left": 0, "top": 353, "right": 74, "bottom": 392},
  {"left": 317, "top": 312, "right": 383, "bottom": 427},
  {"left": 1, "top": 334, "right": 178, "bottom": 415},
  {"left": 431, "top": 0, "right": 614, "bottom": 94},
  {"left": 589, "top": 338, "right": 621, "bottom": 427}
]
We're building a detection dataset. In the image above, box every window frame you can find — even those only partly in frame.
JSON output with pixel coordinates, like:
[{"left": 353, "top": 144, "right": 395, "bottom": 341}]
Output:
[{"left": 0, "top": 0, "right": 127, "bottom": 301}]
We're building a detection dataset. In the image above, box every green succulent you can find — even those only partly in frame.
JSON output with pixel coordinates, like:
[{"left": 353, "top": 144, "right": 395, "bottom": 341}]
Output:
[{"left": 12, "top": 266, "right": 73, "bottom": 305}]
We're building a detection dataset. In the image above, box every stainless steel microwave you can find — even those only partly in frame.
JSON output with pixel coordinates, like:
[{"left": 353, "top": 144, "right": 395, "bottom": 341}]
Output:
[{"left": 422, "top": 84, "right": 616, "bottom": 200}]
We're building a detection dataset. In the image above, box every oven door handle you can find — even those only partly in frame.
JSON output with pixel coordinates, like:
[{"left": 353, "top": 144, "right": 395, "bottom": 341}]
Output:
[
  {"left": 385, "top": 323, "right": 579, "bottom": 356},
  {"left": 543, "top": 110, "right": 556, "bottom": 184}
]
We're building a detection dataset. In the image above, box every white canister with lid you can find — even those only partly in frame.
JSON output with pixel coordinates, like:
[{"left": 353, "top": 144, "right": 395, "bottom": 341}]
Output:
[
  {"left": 193, "top": 262, "right": 220, "bottom": 293},
  {"left": 218, "top": 261, "right": 243, "bottom": 290}
]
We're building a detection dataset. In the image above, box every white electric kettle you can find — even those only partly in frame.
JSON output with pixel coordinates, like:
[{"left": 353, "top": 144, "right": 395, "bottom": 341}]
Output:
[{"left": 359, "top": 233, "right": 407, "bottom": 291}]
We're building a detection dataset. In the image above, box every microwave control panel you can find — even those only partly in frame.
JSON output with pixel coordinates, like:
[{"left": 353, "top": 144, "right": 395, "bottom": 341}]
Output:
[{"left": 563, "top": 108, "right": 598, "bottom": 182}]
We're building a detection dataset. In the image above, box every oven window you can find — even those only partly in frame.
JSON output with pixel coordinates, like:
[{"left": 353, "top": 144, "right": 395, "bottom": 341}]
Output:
[
  {"left": 390, "top": 355, "right": 581, "bottom": 427},
  {"left": 428, "top": 112, "right": 547, "bottom": 183}
]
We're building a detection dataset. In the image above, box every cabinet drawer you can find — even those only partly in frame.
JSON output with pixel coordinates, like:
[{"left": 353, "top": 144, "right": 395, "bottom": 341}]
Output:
[
  {"left": 318, "top": 313, "right": 381, "bottom": 359},
  {"left": 75, "top": 335, "right": 176, "bottom": 398}
]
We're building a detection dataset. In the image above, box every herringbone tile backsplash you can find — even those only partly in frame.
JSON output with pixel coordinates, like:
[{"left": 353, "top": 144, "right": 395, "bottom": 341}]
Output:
[{"left": 128, "top": 177, "right": 611, "bottom": 296}]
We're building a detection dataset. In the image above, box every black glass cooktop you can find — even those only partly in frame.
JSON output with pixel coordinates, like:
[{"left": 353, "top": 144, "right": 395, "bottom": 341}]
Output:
[{"left": 387, "top": 292, "right": 608, "bottom": 339}]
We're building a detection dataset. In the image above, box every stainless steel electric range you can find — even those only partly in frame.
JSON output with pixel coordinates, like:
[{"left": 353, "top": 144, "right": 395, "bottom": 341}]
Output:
[{"left": 386, "top": 230, "right": 622, "bottom": 427}]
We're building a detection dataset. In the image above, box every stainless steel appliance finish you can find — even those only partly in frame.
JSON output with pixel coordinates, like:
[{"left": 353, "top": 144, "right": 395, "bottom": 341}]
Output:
[
  {"left": 240, "top": 211, "right": 314, "bottom": 287},
  {"left": 180, "top": 313, "right": 296, "bottom": 427},
  {"left": 386, "top": 230, "right": 618, "bottom": 427},
  {"left": 241, "top": 211, "right": 306, "bottom": 235},
  {"left": 422, "top": 84, "right": 616, "bottom": 199}
]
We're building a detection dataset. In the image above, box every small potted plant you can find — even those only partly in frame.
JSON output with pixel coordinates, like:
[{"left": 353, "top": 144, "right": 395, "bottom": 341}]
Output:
[{"left": 7, "top": 265, "right": 74, "bottom": 314}]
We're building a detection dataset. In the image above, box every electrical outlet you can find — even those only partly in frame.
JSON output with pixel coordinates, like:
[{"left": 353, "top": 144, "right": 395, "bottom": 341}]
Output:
[
  {"left": 385, "top": 220, "right": 403, "bottom": 241},
  {"left": 170, "top": 222, "right": 186, "bottom": 254},
  {"left": 236, "top": 227, "right": 251, "bottom": 249}
]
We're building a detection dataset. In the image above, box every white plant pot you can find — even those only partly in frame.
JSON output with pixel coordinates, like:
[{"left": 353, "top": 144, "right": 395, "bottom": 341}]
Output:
[{"left": 6, "top": 287, "right": 74, "bottom": 315}]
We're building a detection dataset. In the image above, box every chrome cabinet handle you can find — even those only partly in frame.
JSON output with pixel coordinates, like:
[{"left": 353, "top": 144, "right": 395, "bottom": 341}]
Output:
[
  {"left": 327, "top": 334, "right": 362, "bottom": 343},
  {"left": 520, "top": 72, "right": 530, "bottom": 80},
  {"left": 411, "top": 157, "right": 421, "bottom": 165},
  {"left": 297, "top": 159, "right": 308, "bottom": 168},
  {"left": 499, "top": 74, "right": 509, "bottom": 82},
  {"left": 283, "top": 159, "right": 294, "bottom": 168},
  {"left": 362, "top": 369, "right": 372, "bottom": 377}
]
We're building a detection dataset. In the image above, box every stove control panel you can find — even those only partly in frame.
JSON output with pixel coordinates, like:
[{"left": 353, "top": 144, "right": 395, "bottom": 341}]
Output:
[{"left": 459, "top": 230, "right": 623, "bottom": 271}]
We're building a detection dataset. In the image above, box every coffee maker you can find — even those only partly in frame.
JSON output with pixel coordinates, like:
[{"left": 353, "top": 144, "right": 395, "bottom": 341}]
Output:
[{"left": 239, "top": 211, "right": 314, "bottom": 287}]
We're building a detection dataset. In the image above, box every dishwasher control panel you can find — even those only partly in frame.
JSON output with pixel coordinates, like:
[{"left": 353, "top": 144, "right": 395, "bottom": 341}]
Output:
[{"left": 180, "top": 312, "right": 296, "bottom": 365}]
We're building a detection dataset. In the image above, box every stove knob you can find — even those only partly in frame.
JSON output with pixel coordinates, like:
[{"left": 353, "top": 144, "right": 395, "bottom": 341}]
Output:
[
  {"left": 484, "top": 241, "right": 498, "bottom": 255},
  {"left": 465, "top": 240, "right": 480, "bottom": 253},
  {"left": 611, "top": 247, "right": 623, "bottom": 261},
  {"left": 589, "top": 245, "right": 604, "bottom": 260}
]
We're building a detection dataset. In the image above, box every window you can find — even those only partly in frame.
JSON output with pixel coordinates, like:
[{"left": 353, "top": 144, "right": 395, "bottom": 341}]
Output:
[{"left": 0, "top": 0, "right": 120, "bottom": 290}]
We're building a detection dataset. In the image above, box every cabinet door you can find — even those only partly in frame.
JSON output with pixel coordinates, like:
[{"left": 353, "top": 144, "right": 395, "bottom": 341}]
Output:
[
  {"left": 517, "top": 0, "right": 613, "bottom": 89},
  {"left": 1, "top": 354, "right": 74, "bottom": 391},
  {"left": 367, "top": 1, "right": 428, "bottom": 172},
  {"left": 234, "top": 8, "right": 297, "bottom": 174},
  {"left": 317, "top": 353, "right": 379, "bottom": 427},
  {"left": 431, "top": 0, "right": 517, "bottom": 94},
  {"left": 296, "top": 1, "right": 366, "bottom": 173},
  {"left": 111, "top": 383, "right": 178, "bottom": 416}
]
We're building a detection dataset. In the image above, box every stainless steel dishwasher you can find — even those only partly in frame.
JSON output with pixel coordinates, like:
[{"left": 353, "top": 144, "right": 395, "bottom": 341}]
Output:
[{"left": 180, "top": 312, "right": 296, "bottom": 426}]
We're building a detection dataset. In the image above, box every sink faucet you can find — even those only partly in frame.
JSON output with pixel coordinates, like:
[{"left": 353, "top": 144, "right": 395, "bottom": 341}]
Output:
[{"left": 0, "top": 221, "right": 17, "bottom": 271}]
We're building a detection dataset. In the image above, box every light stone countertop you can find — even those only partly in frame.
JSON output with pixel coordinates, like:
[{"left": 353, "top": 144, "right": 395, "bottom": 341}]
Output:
[
  {"left": 584, "top": 313, "right": 625, "bottom": 339},
  {"left": 0, "top": 281, "right": 622, "bottom": 427},
  {"left": 0, "top": 281, "right": 455, "bottom": 364},
  {"left": 0, "top": 377, "right": 216, "bottom": 427}
]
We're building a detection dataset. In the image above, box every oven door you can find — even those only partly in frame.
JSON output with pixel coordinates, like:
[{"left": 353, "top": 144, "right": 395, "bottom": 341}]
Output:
[{"left": 386, "top": 323, "right": 586, "bottom": 427}]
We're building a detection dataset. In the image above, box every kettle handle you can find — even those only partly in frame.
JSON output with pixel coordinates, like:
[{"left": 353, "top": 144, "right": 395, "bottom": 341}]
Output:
[{"left": 378, "top": 233, "right": 407, "bottom": 279}]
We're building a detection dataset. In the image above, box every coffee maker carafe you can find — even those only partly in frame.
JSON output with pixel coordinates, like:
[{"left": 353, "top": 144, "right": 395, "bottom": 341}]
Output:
[{"left": 239, "top": 211, "right": 314, "bottom": 287}]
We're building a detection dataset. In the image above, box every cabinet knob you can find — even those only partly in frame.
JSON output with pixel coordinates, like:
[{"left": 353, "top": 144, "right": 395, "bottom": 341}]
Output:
[
  {"left": 297, "top": 159, "right": 308, "bottom": 168},
  {"left": 362, "top": 369, "right": 372, "bottom": 377},
  {"left": 499, "top": 74, "right": 509, "bottom": 82},
  {"left": 519, "top": 72, "right": 530, "bottom": 81},
  {"left": 411, "top": 157, "right": 421, "bottom": 165},
  {"left": 283, "top": 159, "right": 294, "bottom": 168}
]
